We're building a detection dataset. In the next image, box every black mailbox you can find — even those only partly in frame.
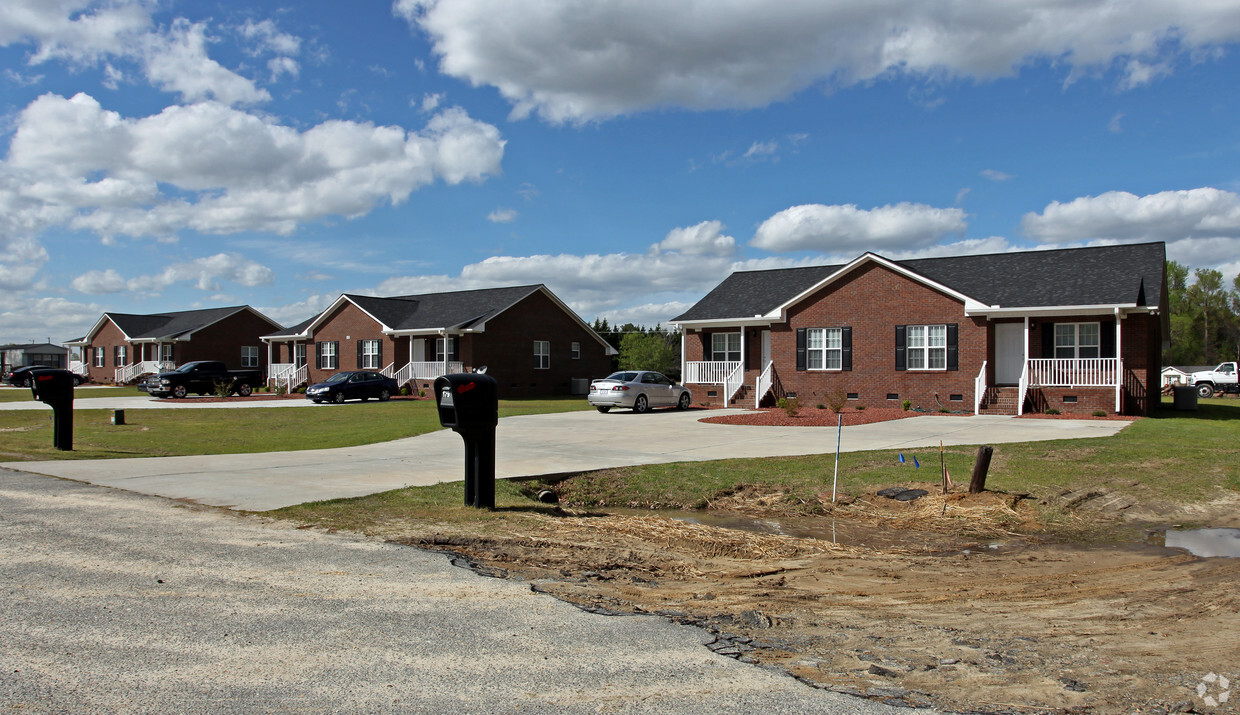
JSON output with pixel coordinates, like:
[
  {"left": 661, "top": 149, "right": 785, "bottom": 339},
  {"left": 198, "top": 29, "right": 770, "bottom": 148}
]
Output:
[
  {"left": 434, "top": 373, "right": 499, "bottom": 509},
  {"left": 29, "top": 368, "right": 74, "bottom": 450}
]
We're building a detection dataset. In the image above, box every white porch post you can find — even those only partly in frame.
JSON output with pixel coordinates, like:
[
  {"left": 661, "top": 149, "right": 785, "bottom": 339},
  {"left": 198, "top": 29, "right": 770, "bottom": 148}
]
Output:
[
  {"left": 1115, "top": 310, "right": 1124, "bottom": 413},
  {"left": 740, "top": 330, "right": 746, "bottom": 372},
  {"left": 680, "top": 331, "right": 686, "bottom": 383}
]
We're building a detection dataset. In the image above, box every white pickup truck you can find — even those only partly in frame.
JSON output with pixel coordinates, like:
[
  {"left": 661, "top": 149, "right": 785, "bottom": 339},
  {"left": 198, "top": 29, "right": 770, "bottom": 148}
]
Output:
[{"left": 1189, "top": 362, "right": 1239, "bottom": 398}]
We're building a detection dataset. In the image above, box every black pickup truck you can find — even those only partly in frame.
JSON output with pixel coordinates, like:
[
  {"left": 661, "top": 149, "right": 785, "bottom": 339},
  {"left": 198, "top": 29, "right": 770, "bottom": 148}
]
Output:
[{"left": 139, "top": 361, "right": 262, "bottom": 398}]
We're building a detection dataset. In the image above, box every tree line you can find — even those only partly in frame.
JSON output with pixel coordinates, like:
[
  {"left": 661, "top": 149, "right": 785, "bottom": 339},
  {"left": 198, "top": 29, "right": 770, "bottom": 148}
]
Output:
[
  {"left": 1166, "top": 261, "right": 1240, "bottom": 367},
  {"left": 590, "top": 318, "right": 681, "bottom": 379}
]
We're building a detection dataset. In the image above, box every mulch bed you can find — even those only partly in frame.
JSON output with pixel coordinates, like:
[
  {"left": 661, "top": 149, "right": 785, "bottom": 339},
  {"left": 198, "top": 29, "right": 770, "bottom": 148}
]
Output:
[
  {"left": 145, "top": 394, "right": 424, "bottom": 404},
  {"left": 1017, "top": 412, "right": 1139, "bottom": 421}
]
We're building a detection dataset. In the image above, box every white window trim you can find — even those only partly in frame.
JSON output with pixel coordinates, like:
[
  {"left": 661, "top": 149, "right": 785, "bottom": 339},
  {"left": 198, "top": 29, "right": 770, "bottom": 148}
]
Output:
[
  {"left": 93, "top": 347, "right": 105, "bottom": 368},
  {"left": 360, "top": 340, "right": 381, "bottom": 369},
  {"left": 1054, "top": 322, "right": 1101, "bottom": 359},
  {"left": 571, "top": 341, "right": 581, "bottom": 360},
  {"left": 115, "top": 345, "right": 127, "bottom": 366},
  {"left": 806, "top": 327, "right": 843, "bottom": 371},
  {"left": 711, "top": 332, "right": 741, "bottom": 362},
  {"left": 435, "top": 337, "right": 455, "bottom": 363},
  {"left": 320, "top": 341, "right": 338, "bottom": 370},
  {"left": 906, "top": 324, "right": 947, "bottom": 371},
  {"left": 534, "top": 340, "right": 550, "bottom": 370}
]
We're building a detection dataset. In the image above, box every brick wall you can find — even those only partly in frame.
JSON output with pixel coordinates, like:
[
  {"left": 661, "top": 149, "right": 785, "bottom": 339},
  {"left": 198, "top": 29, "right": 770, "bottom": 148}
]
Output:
[
  {"left": 305, "top": 302, "right": 401, "bottom": 385},
  {"left": 773, "top": 262, "right": 985, "bottom": 411},
  {"left": 180, "top": 310, "right": 278, "bottom": 369},
  {"left": 85, "top": 319, "right": 126, "bottom": 384}
]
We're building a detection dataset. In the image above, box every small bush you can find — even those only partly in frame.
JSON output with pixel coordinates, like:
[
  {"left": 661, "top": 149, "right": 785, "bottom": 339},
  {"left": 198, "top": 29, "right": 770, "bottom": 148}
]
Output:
[
  {"left": 856, "top": 405, "right": 866, "bottom": 411},
  {"left": 777, "top": 397, "right": 801, "bottom": 417},
  {"left": 1046, "top": 408, "right": 1060, "bottom": 415},
  {"left": 212, "top": 378, "right": 233, "bottom": 398},
  {"left": 418, "top": 388, "right": 426, "bottom": 398},
  {"left": 901, "top": 399, "right": 912, "bottom": 411},
  {"left": 1092, "top": 410, "right": 1107, "bottom": 417},
  {"left": 274, "top": 384, "right": 287, "bottom": 396},
  {"left": 816, "top": 403, "right": 827, "bottom": 410},
  {"left": 825, "top": 388, "right": 848, "bottom": 413},
  {"left": 939, "top": 407, "right": 951, "bottom": 413}
]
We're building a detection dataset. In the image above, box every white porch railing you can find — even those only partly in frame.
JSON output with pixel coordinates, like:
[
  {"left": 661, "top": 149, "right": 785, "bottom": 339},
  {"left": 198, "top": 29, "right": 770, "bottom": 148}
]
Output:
[
  {"left": 392, "top": 361, "right": 465, "bottom": 385},
  {"left": 115, "top": 360, "right": 174, "bottom": 384},
  {"left": 684, "top": 361, "right": 742, "bottom": 385},
  {"left": 973, "top": 360, "right": 987, "bottom": 415},
  {"left": 268, "top": 362, "right": 308, "bottom": 393},
  {"left": 1017, "top": 361, "right": 1030, "bottom": 417},
  {"left": 755, "top": 360, "right": 774, "bottom": 409},
  {"left": 1028, "top": 358, "right": 1120, "bottom": 388},
  {"left": 723, "top": 361, "right": 745, "bottom": 405},
  {"left": 69, "top": 361, "right": 88, "bottom": 377}
]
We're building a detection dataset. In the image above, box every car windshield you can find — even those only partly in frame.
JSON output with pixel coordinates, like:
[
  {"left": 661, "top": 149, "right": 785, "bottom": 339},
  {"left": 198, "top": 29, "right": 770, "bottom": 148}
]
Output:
[
  {"left": 324, "top": 373, "right": 350, "bottom": 384},
  {"left": 172, "top": 362, "right": 202, "bottom": 373},
  {"left": 604, "top": 372, "right": 638, "bottom": 382}
]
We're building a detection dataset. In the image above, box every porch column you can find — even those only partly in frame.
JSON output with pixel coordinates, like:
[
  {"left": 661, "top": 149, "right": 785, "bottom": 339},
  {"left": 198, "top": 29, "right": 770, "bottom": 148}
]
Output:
[
  {"left": 740, "top": 330, "right": 746, "bottom": 372},
  {"left": 1020, "top": 316, "right": 1030, "bottom": 416},
  {"left": 680, "top": 331, "right": 685, "bottom": 384},
  {"left": 1115, "top": 310, "right": 1124, "bottom": 413}
]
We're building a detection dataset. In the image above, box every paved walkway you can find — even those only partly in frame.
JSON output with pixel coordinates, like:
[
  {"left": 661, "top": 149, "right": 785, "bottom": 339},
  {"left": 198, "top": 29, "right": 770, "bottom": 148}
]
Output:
[{"left": 3, "top": 407, "right": 1130, "bottom": 511}]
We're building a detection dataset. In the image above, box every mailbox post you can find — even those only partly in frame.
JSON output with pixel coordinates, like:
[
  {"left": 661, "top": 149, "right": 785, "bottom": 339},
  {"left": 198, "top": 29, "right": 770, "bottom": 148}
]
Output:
[
  {"left": 29, "top": 368, "right": 75, "bottom": 451},
  {"left": 433, "top": 373, "right": 499, "bottom": 509}
]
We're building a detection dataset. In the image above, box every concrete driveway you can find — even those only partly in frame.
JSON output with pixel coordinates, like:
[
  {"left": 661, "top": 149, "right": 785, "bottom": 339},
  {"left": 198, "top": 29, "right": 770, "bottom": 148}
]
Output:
[{"left": 3, "top": 407, "right": 1131, "bottom": 511}]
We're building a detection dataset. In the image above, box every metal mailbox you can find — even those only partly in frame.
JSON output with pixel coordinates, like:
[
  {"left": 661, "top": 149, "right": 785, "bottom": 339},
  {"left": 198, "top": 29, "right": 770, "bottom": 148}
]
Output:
[
  {"left": 434, "top": 373, "right": 499, "bottom": 509},
  {"left": 29, "top": 368, "right": 75, "bottom": 450}
]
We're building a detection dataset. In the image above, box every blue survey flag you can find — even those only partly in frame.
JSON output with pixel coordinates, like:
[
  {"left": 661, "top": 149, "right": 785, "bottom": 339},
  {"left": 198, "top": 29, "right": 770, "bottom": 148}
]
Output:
[
  {"left": 913, "top": 456, "right": 920, "bottom": 468},
  {"left": 898, "top": 453, "right": 906, "bottom": 464}
]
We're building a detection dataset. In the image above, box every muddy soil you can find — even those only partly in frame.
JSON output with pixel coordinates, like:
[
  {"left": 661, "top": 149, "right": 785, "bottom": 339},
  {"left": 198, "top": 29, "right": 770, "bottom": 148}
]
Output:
[{"left": 391, "top": 486, "right": 1240, "bottom": 714}]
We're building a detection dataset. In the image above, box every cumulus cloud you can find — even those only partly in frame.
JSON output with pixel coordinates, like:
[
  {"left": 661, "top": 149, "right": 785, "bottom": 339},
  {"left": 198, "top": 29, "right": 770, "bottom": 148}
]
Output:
[
  {"left": 1, "top": 92, "right": 505, "bottom": 240},
  {"left": 396, "top": 0, "right": 1240, "bottom": 122},
  {"left": 141, "top": 19, "right": 270, "bottom": 105},
  {"left": 71, "top": 252, "right": 274, "bottom": 295},
  {"left": 751, "top": 202, "right": 968, "bottom": 253},
  {"left": 238, "top": 19, "right": 302, "bottom": 57},
  {"left": 487, "top": 207, "right": 517, "bottom": 223},
  {"left": 655, "top": 220, "right": 736, "bottom": 257},
  {"left": 0, "top": 0, "right": 152, "bottom": 64},
  {"left": 0, "top": 294, "right": 106, "bottom": 345},
  {"left": 980, "top": 169, "right": 1013, "bottom": 182}
]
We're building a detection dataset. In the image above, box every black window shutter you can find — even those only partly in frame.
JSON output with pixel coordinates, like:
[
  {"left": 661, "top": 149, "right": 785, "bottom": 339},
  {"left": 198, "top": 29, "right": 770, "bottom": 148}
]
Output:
[
  {"left": 357, "top": 340, "right": 364, "bottom": 369},
  {"left": 796, "top": 328, "right": 806, "bottom": 371},
  {"left": 316, "top": 341, "right": 323, "bottom": 369},
  {"left": 947, "top": 323, "right": 959, "bottom": 371},
  {"left": 377, "top": 340, "right": 383, "bottom": 366},
  {"left": 1041, "top": 323, "right": 1055, "bottom": 359},
  {"left": 534, "top": 341, "right": 540, "bottom": 370},
  {"left": 1100, "top": 320, "right": 1116, "bottom": 358},
  {"left": 895, "top": 325, "right": 907, "bottom": 371},
  {"left": 450, "top": 337, "right": 458, "bottom": 363},
  {"left": 841, "top": 327, "right": 853, "bottom": 371}
]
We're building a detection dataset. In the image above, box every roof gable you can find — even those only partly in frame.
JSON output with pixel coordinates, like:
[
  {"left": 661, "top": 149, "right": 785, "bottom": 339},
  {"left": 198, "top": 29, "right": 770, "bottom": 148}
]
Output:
[{"left": 673, "top": 242, "right": 1166, "bottom": 323}]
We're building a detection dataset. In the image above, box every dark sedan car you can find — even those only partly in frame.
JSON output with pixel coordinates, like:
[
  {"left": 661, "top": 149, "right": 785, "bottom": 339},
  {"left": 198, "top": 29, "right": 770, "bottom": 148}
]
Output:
[
  {"left": 305, "top": 370, "right": 399, "bottom": 404},
  {"left": 4, "top": 366, "right": 84, "bottom": 387}
]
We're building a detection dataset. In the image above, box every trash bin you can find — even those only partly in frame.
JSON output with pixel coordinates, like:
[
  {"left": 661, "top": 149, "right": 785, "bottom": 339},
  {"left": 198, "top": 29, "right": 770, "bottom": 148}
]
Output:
[
  {"left": 111, "top": 409, "right": 125, "bottom": 425},
  {"left": 434, "top": 373, "right": 499, "bottom": 509},
  {"left": 1173, "top": 385, "right": 1198, "bottom": 411},
  {"left": 29, "top": 368, "right": 75, "bottom": 450}
]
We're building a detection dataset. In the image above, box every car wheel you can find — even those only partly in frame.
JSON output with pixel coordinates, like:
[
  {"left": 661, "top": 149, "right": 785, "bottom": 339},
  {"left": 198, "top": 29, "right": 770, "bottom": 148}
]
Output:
[
  {"left": 1197, "top": 383, "right": 1215, "bottom": 398},
  {"left": 333, "top": 392, "right": 345, "bottom": 404},
  {"left": 633, "top": 394, "right": 650, "bottom": 414},
  {"left": 312, "top": 399, "right": 322, "bottom": 404},
  {"left": 172, "top": 385, "right": 188, "bottom": 399},
  {"left": 378, "top": 389, "right": 391, "bottom": 402},
  {"left": 72, "top": 376, "right": 83, "bottom": 386},
  {"left": 20, "top": 377, "right": 31, "bottom": 388},
  {"left": 236, "top": 383, "right": 253, "bottom": 397},
  {"left": 595, "top": 406, "right": 611, "bottom": 413},
  {"left": 677, "top": 393, "right": 691, "bottom": 410}
]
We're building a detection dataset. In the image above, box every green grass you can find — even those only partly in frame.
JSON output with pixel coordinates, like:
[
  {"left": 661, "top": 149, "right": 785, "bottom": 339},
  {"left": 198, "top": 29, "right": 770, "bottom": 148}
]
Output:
[
  {"left": 0, "top": 386, "right": 146, "bottom": 402},
  {"left": 0, "top": 397, "right": 589, "bottom": 461},
  {"left": 267, "top": 397, "right": 1240, "bottom": 538}
]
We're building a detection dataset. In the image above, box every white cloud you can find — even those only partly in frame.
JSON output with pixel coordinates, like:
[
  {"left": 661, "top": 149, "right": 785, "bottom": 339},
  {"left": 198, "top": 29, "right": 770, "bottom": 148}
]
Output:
[
  {"left": 238, "top": 19, "right": 302, "bottom": 57},
  {"left": 396, "top": 0, "right": 1240, "bottom": 123},
  {"left": 71, "top": 252, "right": 275, "bottom": 295},
  {"left": 141, "top": 19, "right": 270, "bottom": 105},
  {"left": 420, "top": 92, "right": 444, "bottom": 112},
  {"left": 1, "top": 92, "right": 505, "bottom": 240},
  {"left": 593, "top": 301, "right": 694, "bottom": 328},
  {"left": 980, "top": 169, "right": 1013, "bottom": 182},
  {"left": 751, "top": 202, "right": 968, "bottom": 253},
  {"left": 487, "top": 207, "right": 517, "bottom": 223},
  {"left": 268, "top": 56, "right": 300, "bottom": 81},
  {"left": 1021, "top": 188, "right": 1240, "bottom": 243},
  {"left": 655, "top": 220, "right": 736, "bottom": 257},
  {"left": 0, "top": 294, "right": 106, "bottom": 345},
  {"left": 1108, "top": 112, "right": 1125, "bottom": 133},
  {"left": 0, "top": 0, "right": 152, "bottom": 64}
]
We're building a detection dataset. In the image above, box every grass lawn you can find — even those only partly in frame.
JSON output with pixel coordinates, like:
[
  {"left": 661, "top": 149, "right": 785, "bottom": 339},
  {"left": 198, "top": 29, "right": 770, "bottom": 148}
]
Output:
[
  {"left": 0, "top": 386, "right": 144, "bottom": 402},
  {"left": 271, "top": 397, "right": 1240, "bottom": 537},
  {"left": 0, "top": 397, "right": 590, "bottom": 461}
]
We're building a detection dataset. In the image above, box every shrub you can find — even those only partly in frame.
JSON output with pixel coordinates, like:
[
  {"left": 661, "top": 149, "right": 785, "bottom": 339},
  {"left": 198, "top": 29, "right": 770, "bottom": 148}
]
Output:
[
  {"left": 418, "top": 388, "right": 426, "bottom": 398},
  {"left": 1046, "top": 408, "right": 1060, "bottom": 415},
  {"left": 777, "top": 397, "right": 801, "bottom": 417},
  {"left": 856, "top": 405, "right": 865, "bottom": 411},
  {"left": 825, "top": 388, "right": 848, "bottom": 414},
  {"left": 901, "top": 399, "right": 912, "bottom": 411},
  {"left": 816, "top": 403, "right": 827, "bottom": 410},
  {"left": 1092, "top": 410, "right": 1107, "bottom": 417},
  {"left": 939, "top": 407, "right": 951, "bottom": 413},
  {"left": 274, "top": 384, "right": 287, "bottom": 397},
  {"left": 212, "top": 378, "right": 233, "bottom": 398}
]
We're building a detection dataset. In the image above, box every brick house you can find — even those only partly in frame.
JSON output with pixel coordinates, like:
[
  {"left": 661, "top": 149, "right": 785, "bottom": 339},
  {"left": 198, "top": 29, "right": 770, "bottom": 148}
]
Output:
[
  {"left": 672, "top": 242, "right": 1167, "bottom": 416},
  {"left": 262, "top": 284, "right": 616, "bottom": 397},
  {"left": 66, "top": 306, "right": 283, "bottom": 385}
]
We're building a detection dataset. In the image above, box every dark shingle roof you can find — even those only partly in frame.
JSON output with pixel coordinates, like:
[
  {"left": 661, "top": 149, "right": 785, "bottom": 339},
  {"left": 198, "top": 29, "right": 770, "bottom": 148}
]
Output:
[
  {"left": 673, "top": 242, "right": 1165, "bottom": 322},
  {"left": 106, "top": 306, "right": 275, "bottom": 340},
  {"left": 349, "top": 285, "right": 542, "bottom": 331}
]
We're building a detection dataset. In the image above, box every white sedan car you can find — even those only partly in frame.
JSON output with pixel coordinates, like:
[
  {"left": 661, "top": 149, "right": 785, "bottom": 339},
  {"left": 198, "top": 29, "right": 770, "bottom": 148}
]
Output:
[{"left": 587, "top": 371, "right": 692, "bottom": 413}]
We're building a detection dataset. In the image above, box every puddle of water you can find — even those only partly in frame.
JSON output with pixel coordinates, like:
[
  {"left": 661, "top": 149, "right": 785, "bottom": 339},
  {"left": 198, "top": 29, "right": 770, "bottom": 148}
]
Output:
[{"left": 1161, "top": 528, "right": 1240, "bottom": 558}]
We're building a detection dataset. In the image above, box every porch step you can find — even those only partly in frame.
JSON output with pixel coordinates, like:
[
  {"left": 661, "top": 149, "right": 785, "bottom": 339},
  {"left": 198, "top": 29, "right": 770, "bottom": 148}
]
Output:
[{"left": 978, "top": 387, "right": 1020, "bottom": 415}]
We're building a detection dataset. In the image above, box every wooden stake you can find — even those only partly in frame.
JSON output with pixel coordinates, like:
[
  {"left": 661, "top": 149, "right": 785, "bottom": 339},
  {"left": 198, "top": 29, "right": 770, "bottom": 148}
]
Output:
[{"left": 970, "top": 445, "right": 993, "bottom": 494}]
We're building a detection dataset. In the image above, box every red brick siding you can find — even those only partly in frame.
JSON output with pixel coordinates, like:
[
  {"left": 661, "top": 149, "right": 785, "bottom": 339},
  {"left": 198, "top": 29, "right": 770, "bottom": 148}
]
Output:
[
  {"left": 85, "top": 319, "right": 127, "bottom": 384},
  {"left": 178, "top": 311, "right": 277, "bottom": 370},
  {"left": 304, "top": 302, "right": 402, "bottom": 385},
  {"left": 774, "top": 262, "right": 985, "bottom": 410}
]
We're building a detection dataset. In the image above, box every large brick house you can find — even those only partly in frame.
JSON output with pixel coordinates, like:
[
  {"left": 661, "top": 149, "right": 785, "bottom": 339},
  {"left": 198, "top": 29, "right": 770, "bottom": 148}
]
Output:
[
  {"left": 66, "top": 306, "right": 283, "bottom": 385},
  {"left": 263, "top": 284, "right": 616, "bottom": 397},
  {"left": 673, "top": 242, "right": 1167, "bottom": 416}
]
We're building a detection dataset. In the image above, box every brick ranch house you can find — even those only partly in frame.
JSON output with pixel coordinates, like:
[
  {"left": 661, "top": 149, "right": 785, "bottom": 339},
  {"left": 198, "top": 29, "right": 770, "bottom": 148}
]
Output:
[
  {"left": 262, "top": 284, "right": 616, "bottom": 397},
  {"left": 672, "top": 242, "right": 1167, "bottom": 416},
  {"left": 65, "top": 306, "right": 284, "bottom": 385}
]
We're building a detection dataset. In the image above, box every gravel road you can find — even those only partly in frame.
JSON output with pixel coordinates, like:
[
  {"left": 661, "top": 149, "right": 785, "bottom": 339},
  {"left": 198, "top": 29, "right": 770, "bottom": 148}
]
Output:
[{"left": 1, "top": 468, "right": 913, "bottom": 713}]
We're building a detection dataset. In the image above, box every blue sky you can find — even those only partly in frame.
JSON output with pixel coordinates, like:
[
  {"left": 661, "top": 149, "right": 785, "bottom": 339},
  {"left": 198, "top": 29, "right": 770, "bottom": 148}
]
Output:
[{"left": 2, "top": 0, "right": 1240, "bottom": 344}]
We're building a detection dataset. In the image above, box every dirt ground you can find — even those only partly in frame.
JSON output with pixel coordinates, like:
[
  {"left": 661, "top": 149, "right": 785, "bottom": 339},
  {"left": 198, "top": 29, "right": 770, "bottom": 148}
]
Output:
[{"left": 389, "top": 485, "right": 1240, "bottom": 714}]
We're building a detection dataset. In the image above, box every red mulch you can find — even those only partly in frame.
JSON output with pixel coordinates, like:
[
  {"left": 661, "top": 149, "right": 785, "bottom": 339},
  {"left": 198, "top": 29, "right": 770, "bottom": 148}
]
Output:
[
  {"left": 1017, "top": 412, "right": 1139, "bottom": 421},
  {"left": 700, "top": 407, "right": 966, "bottom": 427},
  {"left": 147, "top": 394, "right": 423, "bottom": 404}
]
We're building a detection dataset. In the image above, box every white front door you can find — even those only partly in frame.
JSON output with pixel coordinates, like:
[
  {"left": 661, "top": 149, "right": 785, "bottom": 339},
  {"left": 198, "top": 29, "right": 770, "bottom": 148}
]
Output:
[
  {"left": 995, "top": 322, "right": 1025, "bottom": 384},
  {"left": 413, "top": 338, "right": 426, "bottom": 362},
  {"left": 761, "top": 330, "right": 771, "bottom": 366}
]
